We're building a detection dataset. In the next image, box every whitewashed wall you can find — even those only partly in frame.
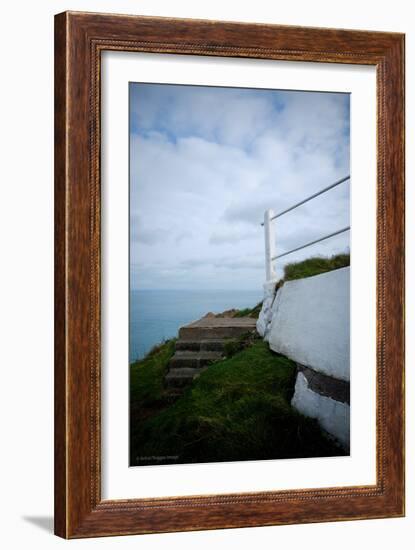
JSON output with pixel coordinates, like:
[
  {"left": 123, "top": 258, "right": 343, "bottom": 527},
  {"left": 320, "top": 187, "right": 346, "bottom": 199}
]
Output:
[
  {"left": 262, "top": 267, "right": 350, "bottom": 381},
  {"left": 257, "top": 267, "right": 350, "bottom": 446},
  {"left": 292, "top": 372, "right": 350, "bottom": 449}
]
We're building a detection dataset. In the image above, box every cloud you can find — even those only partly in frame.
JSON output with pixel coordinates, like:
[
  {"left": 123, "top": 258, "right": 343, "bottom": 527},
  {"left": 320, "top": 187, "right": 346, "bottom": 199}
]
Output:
[
  {"left": 178, "top": 255, "right": 263, "bottom": 271},
  {"left": 216, "top": 257, "right": 263, "bottom": 270},
  {"left": 130, "top": 84, "right": 278, "bottom": 149},
  {"left": 209, "top": 229, "right": 257, "bottom": 245},
  {"left": 129, "top": 83, "right": 350, "bottom": 289},
  {"left": 131, "top": 216, "right": 169, "bottom": 245},
  {"left": 175, "top": 230, "right": 192, "bottom": 244}
]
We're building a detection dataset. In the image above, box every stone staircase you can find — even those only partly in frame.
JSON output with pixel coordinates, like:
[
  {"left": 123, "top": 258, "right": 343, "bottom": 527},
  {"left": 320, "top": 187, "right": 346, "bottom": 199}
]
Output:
[{"left": 165, "top": 316, "right": 257, "bottom": 389}]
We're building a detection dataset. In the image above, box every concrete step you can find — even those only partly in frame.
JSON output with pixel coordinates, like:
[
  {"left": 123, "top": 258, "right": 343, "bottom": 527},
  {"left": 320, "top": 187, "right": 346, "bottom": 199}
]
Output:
[
  {"left": 165, "top": 367, "right": 207, "bottom": 387},
  {"left": 163, "top": 387, "right": 185, "bottom": 401},
  {"left": 179, "top": 317, "right": 256, "bottom": 340},
  {"left": 164, "top": 316, "right": 257, "bottom": 390},
  {"left": 175, "top": 339, "right": 234, "bottom": 352},
  {"left": 168, "top": 350, "right": 223, "bottom": 369}
]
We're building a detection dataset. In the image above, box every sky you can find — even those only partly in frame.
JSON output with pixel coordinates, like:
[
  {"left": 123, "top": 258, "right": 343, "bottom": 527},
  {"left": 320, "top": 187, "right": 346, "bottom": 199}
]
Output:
[{"left": 129, "top": 83, "right": 350, "bottom": 291}]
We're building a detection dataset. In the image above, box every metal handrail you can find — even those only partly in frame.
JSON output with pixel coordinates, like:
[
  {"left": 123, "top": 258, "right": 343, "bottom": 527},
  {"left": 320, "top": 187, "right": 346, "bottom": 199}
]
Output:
[
  {"left": 260, "top": 175, "right": 350, "bottom": 226},
  {"left": 271, "top": 226, "right": 350, "bottom": 261},
  {"left": 262, "top": 175, "right": 350, "bottom": 281}
]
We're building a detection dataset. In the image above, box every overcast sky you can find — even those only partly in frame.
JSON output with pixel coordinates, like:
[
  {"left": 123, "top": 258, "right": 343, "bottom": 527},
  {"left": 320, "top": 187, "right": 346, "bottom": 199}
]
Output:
[{"left": 130, "top": 83, "right": 350, "bottom": 291}]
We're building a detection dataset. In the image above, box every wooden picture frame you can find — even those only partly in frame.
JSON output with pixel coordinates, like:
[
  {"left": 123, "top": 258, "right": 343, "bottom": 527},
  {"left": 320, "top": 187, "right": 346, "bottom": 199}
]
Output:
[{"left": 54, "top": 11, "right": 405, "bottom": 538}]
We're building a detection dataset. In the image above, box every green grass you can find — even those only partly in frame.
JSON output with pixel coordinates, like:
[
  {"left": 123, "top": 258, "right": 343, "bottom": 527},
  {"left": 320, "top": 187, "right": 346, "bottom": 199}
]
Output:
[
  {"left": 130, "top": 339, "right": 176, "bottom": 417},
  {"left": 130, "top": 340, "right": 344, "bottom": 466},
  {"left": 128, "top": 253, "right": 350, "bottom": 465},
  {"left": 283, "top": 253, "right": 350, "bottom": 282},
  {"left": 222, "top": 331, "right": 258, "bottom": 358},
  {"left": 233, "top": 301, "right": 263, "bottom": 318}
]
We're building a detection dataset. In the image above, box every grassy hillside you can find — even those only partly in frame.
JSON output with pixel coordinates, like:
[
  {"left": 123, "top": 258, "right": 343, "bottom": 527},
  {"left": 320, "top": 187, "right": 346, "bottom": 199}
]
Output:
[
  {"left": 130, "top": 339, "right": 176, "bottom": 424},
  {"left": 283, "top": 253, "right": 350, "bottom": 282},
  {"left": 130, "top": 339, "right": 344, "bottom": 466},
  {"left": 129, "top": 256, "right": 350, "bottom": 466}
]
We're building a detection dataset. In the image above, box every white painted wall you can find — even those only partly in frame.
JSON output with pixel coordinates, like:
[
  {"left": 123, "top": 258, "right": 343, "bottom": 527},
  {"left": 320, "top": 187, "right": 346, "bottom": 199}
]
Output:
[
  {"left": 256, "top": 280, "right": 277, "bottom": 337},
  {"left": 265, "top": 267, "right": 350, "bottom": 381},
  {"left": 291, "top": 372, "right": 350, "bottom": 449}
]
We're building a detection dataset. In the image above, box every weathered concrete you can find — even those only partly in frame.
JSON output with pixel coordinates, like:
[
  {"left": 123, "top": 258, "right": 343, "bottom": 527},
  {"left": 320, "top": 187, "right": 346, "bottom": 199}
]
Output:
[
  {"left": 265, "top": 267, "right": 350, "bottom": 381},
  {"left": 166, "top": 316, "right": 257, "bottom": 389},
  {"left": 175, "top": 339, "right": 235, "bottom": 352},
  {"left": 297, "top": 364, "right": 350, "bottom": 405},
  {"left": 256, "top": 281, "right": 277, "bottom": 337},
  {"left": 165, "top": 367, "right": 208, "bottom": 388},
  {"left": 179, "top": 316, "right": 256, "bottom": 340},
  {"left": 169, "top": 350, "right": 223, "bottom": 369},
  {"left": 291, "top": 371, "right": 350, "bottom": 450}
]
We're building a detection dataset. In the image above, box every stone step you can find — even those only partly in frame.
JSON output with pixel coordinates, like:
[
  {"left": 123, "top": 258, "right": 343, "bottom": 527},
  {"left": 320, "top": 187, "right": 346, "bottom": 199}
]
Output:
[
  {"left": 165, "top": 367, "right": 207, "bottom": 387},
  {"left": 163, "top": 387, "right": 185, "bottom": 402},
  {"left": 179, "top": 318, "right": 256, "bottom": 340},
  {"left": 175, "top": 339, "right": 234, "bottom": 352},
  {"left": 168, "top": 350, "right": 223, "bottom": 369},
  {"left": 164, "top": 316, "right": 257, "bottom": 390}
]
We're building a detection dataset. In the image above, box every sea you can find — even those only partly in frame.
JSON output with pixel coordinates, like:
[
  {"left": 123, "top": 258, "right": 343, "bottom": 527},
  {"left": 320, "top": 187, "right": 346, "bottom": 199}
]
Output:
[{"left": 130, "top": 289, "right": 262, "bottom": 362}]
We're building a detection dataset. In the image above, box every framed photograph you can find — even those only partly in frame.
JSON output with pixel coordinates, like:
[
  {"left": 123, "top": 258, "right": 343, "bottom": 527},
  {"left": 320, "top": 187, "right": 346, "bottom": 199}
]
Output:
[{"left": 54, "top": 11, "right": 405, "bottom": 538}]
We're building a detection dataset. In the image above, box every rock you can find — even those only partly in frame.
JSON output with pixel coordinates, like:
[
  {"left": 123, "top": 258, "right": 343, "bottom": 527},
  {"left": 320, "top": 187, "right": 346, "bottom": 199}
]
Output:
[{"left": 256, "top": 281, "right": 278, "bottom": 337}]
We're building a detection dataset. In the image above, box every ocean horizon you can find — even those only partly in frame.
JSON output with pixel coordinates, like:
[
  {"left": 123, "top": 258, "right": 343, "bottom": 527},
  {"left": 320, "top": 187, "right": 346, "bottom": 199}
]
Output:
[{"left": 130, "top": 288, "right": 262, "bottom": 362}]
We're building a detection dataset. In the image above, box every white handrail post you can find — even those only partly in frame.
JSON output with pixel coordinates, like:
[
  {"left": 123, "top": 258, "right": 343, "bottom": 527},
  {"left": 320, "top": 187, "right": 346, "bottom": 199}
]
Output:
[{"left": 264, "top": 209, "right": 276, "bottom": 282}]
